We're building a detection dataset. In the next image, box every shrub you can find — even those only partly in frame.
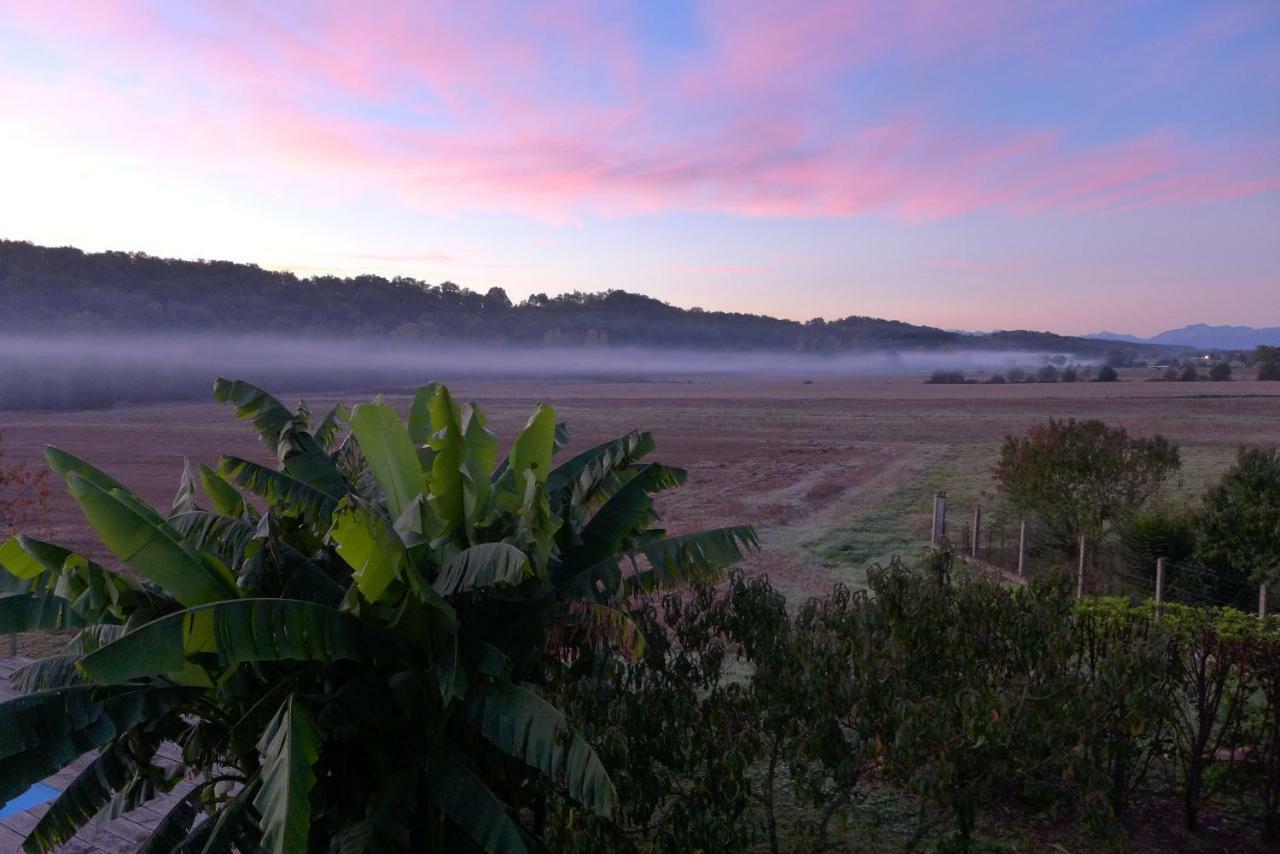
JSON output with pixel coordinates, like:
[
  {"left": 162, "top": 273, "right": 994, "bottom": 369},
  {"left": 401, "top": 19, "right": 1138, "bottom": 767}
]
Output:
[
  {"left": 995, "top": 419, "right": 1181, "bottom": 553},
  {"left": 1062, "top": 366, "right": 1079, "bottom": 383},
  {"left": 1095, "top": 365, "right": 1119, "bottom": 382},
  {"left": 1209, "top": 363, "right": 1232, "bottom": 381},
  {"left": 1179, "top": 364, "right": 1200, "bottom": 382},
  {"left": 987, "top": 373, "right": 1007, "bottom": 384},
  {"left": 0, "top": 380, "right": 756, "bottom": 852},
  {"left": 1197, "top": 446, "right": 1280, "bottom": 590},
  {"left": 1037, "top": 365, "right": 1061, "bottom": 383},
  {"left": 927, "top": 370, "right": 966, "bottom": 385}
]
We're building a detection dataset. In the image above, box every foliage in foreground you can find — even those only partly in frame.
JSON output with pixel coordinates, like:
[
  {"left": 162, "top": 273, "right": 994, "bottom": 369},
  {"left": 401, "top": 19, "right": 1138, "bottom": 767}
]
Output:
[
  {"left": 0, "top": 379, "right": 757, "bottom": 852},
  {"left": 547, "top": 554, "right": 1280, "bottom": 852}
]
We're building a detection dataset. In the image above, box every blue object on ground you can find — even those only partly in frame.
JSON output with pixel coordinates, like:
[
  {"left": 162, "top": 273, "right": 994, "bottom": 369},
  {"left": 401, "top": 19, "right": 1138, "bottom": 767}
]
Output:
[{"left": 0, "top": 782, "right": 60, "bottom": 819}]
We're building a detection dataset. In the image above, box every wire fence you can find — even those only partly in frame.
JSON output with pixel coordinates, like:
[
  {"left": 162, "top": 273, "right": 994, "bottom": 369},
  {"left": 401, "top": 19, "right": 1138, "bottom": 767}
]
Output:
[{"left": 928, "top": 493, "right": 1271, "bottom": 616}]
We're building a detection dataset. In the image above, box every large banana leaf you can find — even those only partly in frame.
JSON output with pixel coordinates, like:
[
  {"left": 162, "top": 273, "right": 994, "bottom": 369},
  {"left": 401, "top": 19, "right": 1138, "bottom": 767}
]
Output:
[
  {"left": 329, "top": 499, "right": 410, "bottom": 604},
  {"left": 465, "top": 682, "right": 616, "bottom": 817},
  {"left": 169, "top": 509, "right": 260, "bottom": 572},
  {"left": 198, "top": 463, "right": 248, "bottom": 518},
  {"left": 499, "top": 404, "right": 557, "bottom": 490},
  {"left": 627, "top": 526, "right": 759, "bottom": 593},
  {"left": 254, "top": 696, "right": 320, "bottom": 854},
  {"left": 136, "top": 786, "right": 206, "bottom": 854},
  {"left": 77, "top": 599, "right": 390, "bottom": 684},
  {"left": 558, "top": 526, "right": 759, "bottom": 604},
  {"left": 219, "top": 456, "right": 341, "bottom": 528},
  {"left": 0, "top": 593, "right": 92, "bottom": 634},
  {"left": 0, "top": 686, "right": 196, "bottom": 804},
  {"left": 0, "top": 537, "right": 162, "bottom": 631},
  {"left": 427, "top": 761, "right": 529, "bottom": 853},
  {"left": 43, "top": 447, "right": 136, "bottom": 509},
  {"left": 213, "top": 378, "right": 294, "bottom": 451},
  {"left": 568, "top": 462, "right": 686, "bottom": 566},
  {"left": 424, "top": 385, "right": 468, "bottom": 539},
  {"left": 11, "top": 654, "right": 86, "bottom": 693},
  {"left": 407, "top": 382, "right": 439, "bottom": 445},
  {"left": 170, "top": 457, "right": 200, "bottom": 516},
  {"left": 348, "top": 402, "right": 424, "bottom": 524},
  {"left": 545, "top": 430, "right": 655, "bottom": 512},
  {"left": 315, "top": 403, "right": 350, "bottom": 452},
  {"left": 20, "top": 730, "right": 160, "bottom": 852},
  {"left": 434, "top": 543, "right": 532, "bottom": 596},
  {"left": 460, "top": 404, "right": 498, "bottom": 531},
  {"left": 64, "top": 474, "right": 239, "bottom": 607}
]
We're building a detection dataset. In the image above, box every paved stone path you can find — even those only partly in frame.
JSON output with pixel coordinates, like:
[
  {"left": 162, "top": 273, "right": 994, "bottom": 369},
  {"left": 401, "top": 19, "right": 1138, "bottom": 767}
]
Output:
[{"left": 0, "top": 656, "right": 195, "bottom": 853}]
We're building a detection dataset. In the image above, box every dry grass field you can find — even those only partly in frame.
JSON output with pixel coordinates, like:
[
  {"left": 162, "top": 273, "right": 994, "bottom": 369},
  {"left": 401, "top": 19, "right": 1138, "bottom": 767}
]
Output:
[{"left": 3, "top": 370, "right": 1277, "bottom": 609}]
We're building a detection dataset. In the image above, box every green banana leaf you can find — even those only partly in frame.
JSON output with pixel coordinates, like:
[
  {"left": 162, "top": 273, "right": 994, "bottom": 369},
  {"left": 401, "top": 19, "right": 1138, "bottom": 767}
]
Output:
[
  {"left": 348, "top": 402, "right": 424, "bottom": 524},
  {"left": 254, "top": 696, "right": 320, "bottom": 854},
  {"left": 465, "top": 682, "right": 616, "bottom": 818},
  {"left": 77, "top": 598, "right": 390, "bottom": 684},
  {"left": 427, "top": 761, "right": 529, "bottom": 853},
  {"left": 64, "top": 473, "right": 240, "bottom": 607}
]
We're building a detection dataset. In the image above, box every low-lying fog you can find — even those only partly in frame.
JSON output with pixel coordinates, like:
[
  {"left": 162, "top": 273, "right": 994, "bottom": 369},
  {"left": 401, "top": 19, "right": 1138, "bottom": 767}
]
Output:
[{"left": 0, "top": 334, "right": 1093, "bottom": 411}]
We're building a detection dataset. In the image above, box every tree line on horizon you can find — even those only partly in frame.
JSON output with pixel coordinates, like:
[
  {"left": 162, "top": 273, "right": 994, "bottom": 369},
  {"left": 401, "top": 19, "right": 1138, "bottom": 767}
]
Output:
[{"left": 0, "top": 239, "right": 1147, "bottom": 356}]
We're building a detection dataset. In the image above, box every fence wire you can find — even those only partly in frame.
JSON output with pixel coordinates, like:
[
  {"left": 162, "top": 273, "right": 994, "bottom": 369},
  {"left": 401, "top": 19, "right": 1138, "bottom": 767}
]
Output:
[{"left": 936, "top": 499, "right": 1268, "bottom": 614}]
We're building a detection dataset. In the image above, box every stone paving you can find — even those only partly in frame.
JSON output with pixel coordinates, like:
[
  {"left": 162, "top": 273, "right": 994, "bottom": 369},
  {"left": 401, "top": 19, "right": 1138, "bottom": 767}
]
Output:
[{"left": 0, "top": 656, "right": 194, "bottom": 853}]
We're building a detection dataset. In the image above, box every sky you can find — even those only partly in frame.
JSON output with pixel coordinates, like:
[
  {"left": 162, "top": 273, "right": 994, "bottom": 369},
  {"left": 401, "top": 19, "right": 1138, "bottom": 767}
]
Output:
[{"left": 0, "top": 1, "right": 1277, "bottom": 336}]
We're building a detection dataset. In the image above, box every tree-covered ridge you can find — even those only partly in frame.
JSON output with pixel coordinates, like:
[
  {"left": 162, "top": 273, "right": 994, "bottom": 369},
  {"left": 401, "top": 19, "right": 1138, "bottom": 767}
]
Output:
[{"left": 0, "top": 239, "right": 1143, "bottom": 355}]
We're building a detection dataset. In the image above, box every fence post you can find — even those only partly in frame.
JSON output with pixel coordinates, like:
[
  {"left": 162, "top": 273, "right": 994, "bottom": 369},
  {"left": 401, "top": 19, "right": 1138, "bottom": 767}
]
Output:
[
  {"left": 8, "top": 632, "right": 15, "bottom": 657},
  {"left": 1076, "top": 535, "right": 1087, "bottom": 600},
  {"left": 1260, "top": 583, "right": 1269, "bottom": 620},
  {"left": 971, "top": 506, "right": 981, "bottom": 558},
  {"left": 1017, "top": 519, "right": 1026, "bottom": 578},
  {"left": 931, "top": 493, "right": 947, "bottom": 546},
  {"left": 1155, "top": 557, "right": 1166, "bottom": 620}
]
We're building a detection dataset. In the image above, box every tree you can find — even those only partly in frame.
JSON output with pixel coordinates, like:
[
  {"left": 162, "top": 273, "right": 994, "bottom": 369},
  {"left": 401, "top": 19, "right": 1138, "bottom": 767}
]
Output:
[
  {"left": 1095, "top": 365, "right": 1119, "bottom": 382},
  {"left": 1197, "top": 447, "right": 1280, "bottom": 586},
  {"left": 0, "top": 380, "right": 756, "bottom": 852},
  {"left": 1179, "top": 364, "right": 1199, "bottom": 382},
  {"left": 1208, "top": 363, "right": 1232, "bottom": 382},
  {"left": 995, "top": 419, "right": 1181, "bottom": 552},
  {"left": 1061, "top": 366, "right": 1079, "bottom": 383},
  {"left": 1036, "top": 365, "right": 1060, "bottom": 383},
  {"left": 0, "top": 434, "right": 49, "bottom": 535},
  {"left": 1257, "top": 346, "right": 1280, "bottom": 381}
]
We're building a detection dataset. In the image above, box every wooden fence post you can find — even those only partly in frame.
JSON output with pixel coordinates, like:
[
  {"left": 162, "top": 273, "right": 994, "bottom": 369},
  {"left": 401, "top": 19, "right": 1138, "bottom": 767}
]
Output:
[
  {"left": 1076, "top": 535, "right": 1087, "bottom": 600},
  {"left": 931, "top": 493, "right": 947, "bottom": 546},
  {"left": 1155, "top": 557, "right": 1166, "bottom": 620},
  {"left": 8, "top": 632, "right": 15, "bottom": 657},
  {"left": 1260, "top": 583, "right": 1269, "bottom": 620},
  {"left": 971, "top": 506, "right": 981, "bottom": 558},
  {"left": 1017, "top": 519, "right": 1026, "bottom": 578}
]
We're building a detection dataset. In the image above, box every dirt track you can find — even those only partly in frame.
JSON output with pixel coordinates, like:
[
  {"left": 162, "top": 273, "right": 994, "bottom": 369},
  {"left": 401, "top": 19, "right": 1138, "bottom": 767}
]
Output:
[{"left": 2, "top": 373, "right": 1278, "bottom": 601}]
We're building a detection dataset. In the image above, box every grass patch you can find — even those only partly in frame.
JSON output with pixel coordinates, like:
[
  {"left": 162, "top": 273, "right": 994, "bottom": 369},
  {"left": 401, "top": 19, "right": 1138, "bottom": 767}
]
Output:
[{"left": 804, "top": 442, "right": 999, "bottom": 587}]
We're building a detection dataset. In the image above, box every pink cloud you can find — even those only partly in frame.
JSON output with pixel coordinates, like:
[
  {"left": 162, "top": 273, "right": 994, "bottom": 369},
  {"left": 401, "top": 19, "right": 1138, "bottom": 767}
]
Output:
[
  {"left": 1, "top": 0, "right": 1276, "bottom": 225},
  {"left": 661, "top": 263, "right": 764, "bottom": 274}
]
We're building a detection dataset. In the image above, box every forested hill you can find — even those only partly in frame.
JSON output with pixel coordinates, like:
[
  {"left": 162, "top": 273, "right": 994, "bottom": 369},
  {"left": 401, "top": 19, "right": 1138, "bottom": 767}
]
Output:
[{"left": 0, "top": 239, "right": 1142, "bottom": 356}]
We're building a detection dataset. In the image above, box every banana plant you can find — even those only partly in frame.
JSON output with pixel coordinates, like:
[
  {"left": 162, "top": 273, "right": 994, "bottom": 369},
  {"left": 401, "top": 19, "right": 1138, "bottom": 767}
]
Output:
[{"left": 0, "top": 379, "right": 757, "bottom": 852}]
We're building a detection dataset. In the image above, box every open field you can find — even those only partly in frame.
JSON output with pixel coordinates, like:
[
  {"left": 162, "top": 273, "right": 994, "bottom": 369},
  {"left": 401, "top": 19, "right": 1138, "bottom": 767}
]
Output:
[{"left": 4, "top": 370, "right": 1277, "bottom": 606}]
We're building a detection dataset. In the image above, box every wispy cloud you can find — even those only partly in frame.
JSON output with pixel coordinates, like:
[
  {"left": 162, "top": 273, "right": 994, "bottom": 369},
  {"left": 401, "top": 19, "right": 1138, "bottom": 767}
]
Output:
[
  {"left": 2, "top": 0, "right": 1275, "bottom": 224},
  {"left": 661, "top": 263, "right": 765, "bottom": 274}
]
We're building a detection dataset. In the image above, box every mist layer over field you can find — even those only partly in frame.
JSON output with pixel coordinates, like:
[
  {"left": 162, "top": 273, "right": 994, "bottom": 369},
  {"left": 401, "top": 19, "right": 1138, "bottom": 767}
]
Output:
[{"left": 0, "top": 334, "right": 1087, "bottom": 410}]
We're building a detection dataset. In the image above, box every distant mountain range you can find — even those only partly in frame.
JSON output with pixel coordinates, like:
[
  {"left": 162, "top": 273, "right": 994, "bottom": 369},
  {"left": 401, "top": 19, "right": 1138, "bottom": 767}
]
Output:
[
  {"left": 1085, "top": 324, "right": 1280, "bottom": 350},
  {"left": 0, "top": 238, "right": 1181, "bottom": 358}
]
